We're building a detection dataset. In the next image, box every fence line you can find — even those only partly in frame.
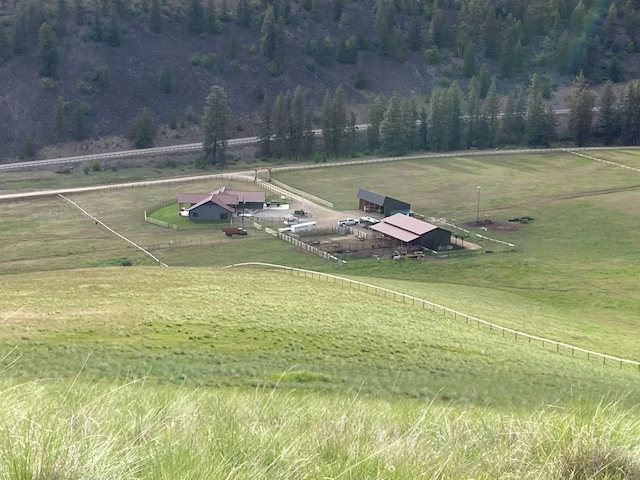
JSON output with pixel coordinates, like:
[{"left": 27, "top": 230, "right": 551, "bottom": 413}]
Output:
[
  {"left": 224, "top": 262, "right": 640, "bottom": 372},
  {"left": 59, "top": 194, "right": 167, "bottom": 267},
  {"left": 427, "top": 217, "right": 516, "bottom": 251},
  {"left": 144, "top": 211, "right": 178, "bottom": 229},
  {"left": 263, "top": 226, "right": 345, "bottom": 263},
  {"left": 267, "top": 178, "right": 334, "bottom": 208}
]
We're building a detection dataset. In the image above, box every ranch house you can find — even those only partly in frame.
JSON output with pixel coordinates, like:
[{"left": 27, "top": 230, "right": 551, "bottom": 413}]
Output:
[
  {"left": 177, "top": 186, "right": 266, "bottom": 221},
  {"left": 370, "top": 213, "right": 451, "bottom": 250},
  {"left": 357, "top": 188, "right": 411, "bottom": 217}
]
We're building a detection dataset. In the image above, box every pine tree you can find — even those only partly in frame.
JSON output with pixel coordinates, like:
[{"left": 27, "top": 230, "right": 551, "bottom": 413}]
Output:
[
  {"left": 413, "top": 107, "right": 425, "bottom": 150},
  {"left": 367, "top": 95, "right": 386, "bottom": 152},
  {"left": 74, "top": 0, "right": 86, "bottom": 25},
  {"left": 290, "top": 86, "right": 310, "bottom": 159},
  {"left": 159, "top": 61, "right": 173, "bottom": 93},
  {"left": 236, "top": 0, "right": 252, "bottom": 26},
  {"left": 484, "top": 79, "right": 500, "bottom": 148},
  {"left": 428, "top": 9, "right": 447, "bottom": 48},
  {"left": 407, "top": 16, "right": 422, "bottom": 51},
  {"left": 71, "top": 100, "right": 91, "bottom": 140},
  {"left": 129, "top": 108, "right": 156, "bottom": 148},
  {"left": 620, "top": 80, "right": 640, "bottom": 145},
  {"left": 106, "top": 8, "right": 121, "bottom": 46},
  {"left": 353, "top": 54, "right": 367, "bottom": 89},
  {"left": 427, "top": 88, "right": 450, "bottom": 151},
  {"left": 0, "top": 23, "right": 12, "bottom": 64},
  {"left": 568, "top": 71, "right": 595, "bottom": 147},
  {"left": 526, "top": 73, "right": 555, "bottom": 147},
  {"left": 202, "top": 86, "right": 229, "bottom": 164},
  {"left": 448, "top": 81, "right": 462, "bottom": 150},
  {"left": 598, "top": 81, "right": 618, "bottom": 145},
  {"left": 258, "top": 95, "right": 273, "bottom": 157},
  {"left": 380, "top": 94, "right": 408, "bottom": 155},
  {"left": 149, "top": 0, "right": 162, "bottom": 32},
  {"left": 56, "top": 0, "right": 69, "bottom": 37},
  {"left": 465, "top": 77, "right": 482, "bottom": 148},
  {"left": 261, "top": 5, "right": 284, "bottom": 75},
  {"left": 205, "top": 0, "right": 221, "bottom": 34},
  {"left": 38, "top": 22, "right": 58, "bottom": 78},
  {"left": 187, "top": 0, "right": 206, "bottom": 34},
  {"left": 463, "top": 44, "right": 475, "bottom": 78},
  {"left": 272, "top": 93, "right": 288, "bottom": 158},
  {"left": 321, "top": 87, "right": 347, "bottom": 157},
  {"left": 53, "top": 96, "right": 69, "bottom": 143}
]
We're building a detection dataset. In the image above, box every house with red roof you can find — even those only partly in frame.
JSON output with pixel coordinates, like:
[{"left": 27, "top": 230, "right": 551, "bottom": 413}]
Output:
[{"left": 370, "top": 213, "right": 451, "bottom": 250}]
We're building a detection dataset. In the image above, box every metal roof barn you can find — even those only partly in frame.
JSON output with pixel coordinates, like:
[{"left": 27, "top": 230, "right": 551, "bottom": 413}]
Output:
[
  {"left": 357, "top": 188, "right": 411, "bottom": 217},
  {"left": 371, "top": 213, "right": 451, "bottom": 250}
]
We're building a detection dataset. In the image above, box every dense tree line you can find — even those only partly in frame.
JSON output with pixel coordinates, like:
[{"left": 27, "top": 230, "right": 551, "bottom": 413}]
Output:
[
  {"left": 2, "top": 0, "right": 640, "bottom": 154},
  {"left": 243, "top": 74, "right": 640, "bottom": 162},
  {"left": 2, "top": 0, "right": 637, "bottom": 82}
]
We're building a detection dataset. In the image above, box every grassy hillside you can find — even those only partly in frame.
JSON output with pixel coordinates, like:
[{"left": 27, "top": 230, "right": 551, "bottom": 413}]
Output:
[
  {"left": 1, "top": 266, "right": 639, "bottom": 408},
  {"left": 2, "top": 266, "right": 640, "bottom": 478},
  {"left": 2, "top": 379, "right": 639, "bottom": 479},
  {"left": 2, "top": 149, "right": 640, "bottom": 477}
]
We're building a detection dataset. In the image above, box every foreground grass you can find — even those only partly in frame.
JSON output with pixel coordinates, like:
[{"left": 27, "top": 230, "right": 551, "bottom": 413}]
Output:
[
  {"left": 1, "top": 379, "right": 639, "bottom": 479},
  {"left": 1, "top": 267, "right": 640, "bottom": 409}
]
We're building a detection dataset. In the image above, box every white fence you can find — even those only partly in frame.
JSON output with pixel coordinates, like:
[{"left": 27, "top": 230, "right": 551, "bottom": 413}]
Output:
[
  {"left": 267, "top": 178, "right": 334, "bottom": 208},
  {"left": 224, "top": 262, "right": 640, "bottom": 373},
  {"left": 59, "top": 194, "right": 167, "bottom": 267},
  {"left": 263, "top": 227, "right": 345, "bottom": 263}
]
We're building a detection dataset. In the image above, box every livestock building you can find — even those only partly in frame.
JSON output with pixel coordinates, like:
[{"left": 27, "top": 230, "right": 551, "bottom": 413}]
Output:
[
  {"left": 178, "top": 186, "right": 266, "bottom": 221},
  {"left": 370, "top": 213, "right": 451, "bottom": 250},
  {"left": 357, "top": 188, "right": 411, "bottom": 217}
]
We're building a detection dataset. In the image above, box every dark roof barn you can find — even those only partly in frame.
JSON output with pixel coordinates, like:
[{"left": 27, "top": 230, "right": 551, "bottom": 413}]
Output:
[{"left": 357, "top": 188, "right": 411, "bottom": 217}]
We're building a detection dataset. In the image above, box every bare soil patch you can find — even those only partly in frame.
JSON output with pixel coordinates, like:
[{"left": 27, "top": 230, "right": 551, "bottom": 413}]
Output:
[{"left": 463, "top": 219, "right": 521, "bottom": 232}]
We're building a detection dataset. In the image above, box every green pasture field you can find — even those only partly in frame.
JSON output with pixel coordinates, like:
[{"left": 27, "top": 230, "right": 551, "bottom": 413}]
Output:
[
  {"left": 3, "top": 150, "right": 640, "bottom": 478},
  {"left": 274, "top": 151, "right": 640, "bottom": 356},
  {"left": 0, "top": 162, "right": 198, "bottom": 192},
  {"left": 1, "top": 267, "right": 638, "bottom": 409},
  {"left": 2, "top": 151, "right": 640, "bottom": 362},
  {"left": 578, "top": 148, "right": 640, "bottom": 169}
]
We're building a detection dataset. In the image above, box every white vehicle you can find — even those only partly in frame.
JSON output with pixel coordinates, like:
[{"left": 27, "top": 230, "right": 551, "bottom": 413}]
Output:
[
  {"left": 337, "top": 218, "right": 358, "bottom": 226},
  {"left": 290, "top": 221, "right": 317, "bottom": 233},
  {"left": 359, "top": 216, "right": 380, "bottom": 225},
  {"left": 284, "top": 214, "right": 299, "bottom": 225}
]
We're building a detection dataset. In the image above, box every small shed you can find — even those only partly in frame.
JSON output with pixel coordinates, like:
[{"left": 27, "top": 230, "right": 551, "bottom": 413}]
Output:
[
  {"left": 357, "top": 188, "right": 411, "bottom": 217},
  {"left": 370, "top": 213, "right": 451, "bottom": 250}
]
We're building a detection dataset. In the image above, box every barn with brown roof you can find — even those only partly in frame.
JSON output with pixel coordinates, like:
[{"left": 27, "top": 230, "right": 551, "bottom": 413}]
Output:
[{"left": 370, "top": 213, "right": 451, "bottom": 250}]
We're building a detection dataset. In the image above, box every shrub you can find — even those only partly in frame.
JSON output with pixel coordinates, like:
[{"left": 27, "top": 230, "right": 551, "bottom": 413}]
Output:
[
  {"left": 77, "top": 66, "right": 110, "bottom": 94},
  {"left": 39, "top": 77, "right": 55, "bottom": 92},
  {"left": 425, "top": 48, "right": 442, "bottom": 65},
  {"left": 189, "top": 53, "right": 216, "bottom": 72}
]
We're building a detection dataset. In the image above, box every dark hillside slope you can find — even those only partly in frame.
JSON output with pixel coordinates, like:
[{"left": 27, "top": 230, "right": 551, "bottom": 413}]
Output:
[{"left": 0, "top": 0, "right": 638, "bottom": 160}]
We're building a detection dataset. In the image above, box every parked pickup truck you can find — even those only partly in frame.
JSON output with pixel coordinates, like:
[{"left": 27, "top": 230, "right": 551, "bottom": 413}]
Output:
[{"left": 222, "top": 227, "right": 248, "bottom": 237}]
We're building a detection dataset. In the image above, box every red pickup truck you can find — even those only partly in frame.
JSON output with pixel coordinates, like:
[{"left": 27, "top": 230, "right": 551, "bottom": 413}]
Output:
[{"left": 222, "top": 227, "right": 248, "bottom": 237}]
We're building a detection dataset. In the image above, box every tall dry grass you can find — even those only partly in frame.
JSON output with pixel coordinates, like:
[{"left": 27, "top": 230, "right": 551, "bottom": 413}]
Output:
[{"left": 1, "top": 379, "right": 639, "bottom": 479}]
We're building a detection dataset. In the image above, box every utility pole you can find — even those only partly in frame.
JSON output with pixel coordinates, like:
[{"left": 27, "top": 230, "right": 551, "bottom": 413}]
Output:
[{"left": 476, "top": 186, "right": 481, "bottom": 224}]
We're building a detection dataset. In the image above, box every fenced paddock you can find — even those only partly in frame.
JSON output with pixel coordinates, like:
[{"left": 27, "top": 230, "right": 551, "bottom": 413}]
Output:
[
  {"left": 59, "top": 194, "right": 167, "bottom": 267},
  {"left": 225, "top": 262, "right": 640, "bottom": 373}
]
